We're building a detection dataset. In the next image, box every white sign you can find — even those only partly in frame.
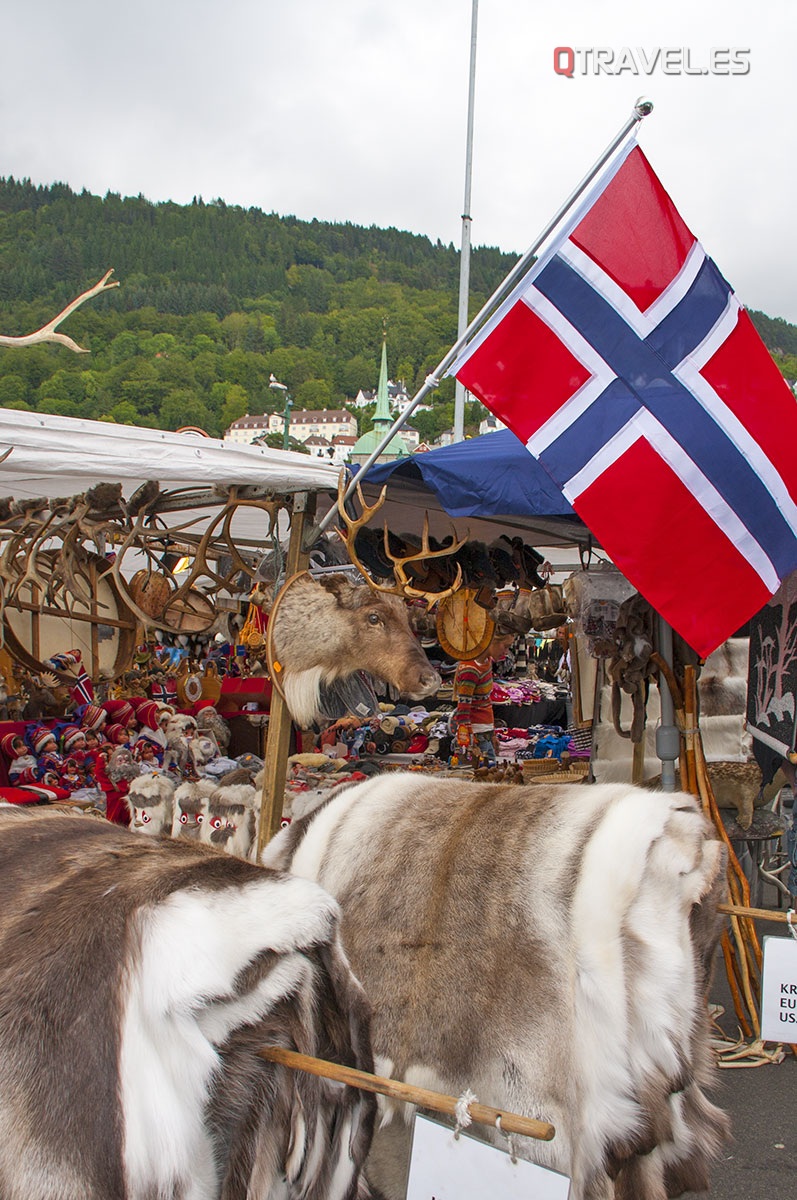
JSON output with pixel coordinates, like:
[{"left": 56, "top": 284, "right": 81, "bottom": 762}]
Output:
[
  {"left": 406, "top": 1114, "right": 571, "bottom": 1200},
  {"left": 760, "top": 934, "right": 797, "bottom": 1043}
]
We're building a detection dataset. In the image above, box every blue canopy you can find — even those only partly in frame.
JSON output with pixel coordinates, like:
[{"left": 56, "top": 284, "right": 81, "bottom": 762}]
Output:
[
  {"left": 356, "top": 429, "right": 591, "bottom": 550},
  {"left": 364, "top": 428, "right": 575, "bottom": 519}
]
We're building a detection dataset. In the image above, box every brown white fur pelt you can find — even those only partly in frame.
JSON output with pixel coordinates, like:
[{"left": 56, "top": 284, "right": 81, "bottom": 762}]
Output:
[
  {"left": 0, "top": 807, "right": 376, "bottom": 1200},
  {"left": 125, "top": 771, "right": 176, "bottom": 837},
  {"left": 201, "top": 784, "right": 257, "bottom": 860},
  {"left": 264, "top": 775, "right": 730, "bottom": 1200},
  {"left": 172, "top": 778, "right": 216, "bottom": 840},
  {"left": 196, "top": 705, "right": 230, "bottom": 752},
  {"left": 269, "top": 573, "right": 441, "bottom": 727}
]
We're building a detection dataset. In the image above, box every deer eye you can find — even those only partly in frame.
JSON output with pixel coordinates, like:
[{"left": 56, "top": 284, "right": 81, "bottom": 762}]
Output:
[
  {"left": 179, "top": 813, "right": 188, "bottom": 824},
  {"left": 140, "top": 812, "right": 150, "bottom": 823},
  {"left": 367, "top": 612, "right": 381, "bottom": 626}
]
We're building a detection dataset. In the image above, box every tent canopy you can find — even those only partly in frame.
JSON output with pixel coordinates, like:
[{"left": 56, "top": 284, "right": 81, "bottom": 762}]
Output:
[
  {"left": 358, "top": 428, "right": 593, "bottom": 551},
  {"left": 0, "top": 409, "right": 340, "bottom": 498}
]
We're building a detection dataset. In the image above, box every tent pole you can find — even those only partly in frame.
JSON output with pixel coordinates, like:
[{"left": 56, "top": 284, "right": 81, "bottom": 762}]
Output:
[
  {"left": 306, "top": 98, "right": 653, "bottom": 547},
  {"left": 256, "top": 491, "right": 315, "bottom": 855}
]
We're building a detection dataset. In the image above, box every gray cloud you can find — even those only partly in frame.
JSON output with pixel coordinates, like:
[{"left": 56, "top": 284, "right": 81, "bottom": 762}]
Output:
[{"left": 1, "top": 0, "right": 794, "bottom": 319}]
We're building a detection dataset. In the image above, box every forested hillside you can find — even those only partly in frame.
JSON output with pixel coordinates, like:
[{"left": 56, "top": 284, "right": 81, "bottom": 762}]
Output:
[{"left": 1, "top": 176, "right": 795, "bottom": 441}]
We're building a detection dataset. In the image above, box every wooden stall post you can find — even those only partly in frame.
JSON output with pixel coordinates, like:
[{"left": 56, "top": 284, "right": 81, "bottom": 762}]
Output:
[{"left": 256, "top": 492, "right": 316, "bottom": 856}]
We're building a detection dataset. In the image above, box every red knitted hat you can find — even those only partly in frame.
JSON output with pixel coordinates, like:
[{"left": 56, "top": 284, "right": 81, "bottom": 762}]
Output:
[
  {"left": 103, "top": 699, "right": 135, "bottom": 727},
  {"left": 80, "top": 704, "right": 107, "bottom": 732},
  {"left": 105, "top": 723, "right": 129, "bottom": 745},
  {"left": 1, "top": 732, "right": 25, "bottom": 760},
  {"left": 61, "top": 724, "right": 85, "bottom": 753},
  {"left": 32, "top": 726, "right": 57, "bottom": 755},
  {"left": 136, "top": 700, "right": 160, "bottom": 731}
]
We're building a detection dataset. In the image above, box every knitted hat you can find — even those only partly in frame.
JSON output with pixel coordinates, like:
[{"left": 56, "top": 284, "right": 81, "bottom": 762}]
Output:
[
  {"left": 103, "top": 699, "right": 135, "bottom": 728},
  {"left": 136, "top": 700, "right": 161, "bottom": 731},
  {"left": 105, "top": 723, "right": 129, "bottom": 745},
  {"left": 80, "top": 703, "right": 107, "bottom": 732},
  {"left": 31, "top": 726, "right": 57, "bottom": 755},
  {"left": 61, "top": 724, "right": 85, "bottom": 753},
  {"left": 127, "top": 696, "right": 150, "bottom": 712},
  {"left": 1, "top": 732, "right": 25, "bottom": 760}
]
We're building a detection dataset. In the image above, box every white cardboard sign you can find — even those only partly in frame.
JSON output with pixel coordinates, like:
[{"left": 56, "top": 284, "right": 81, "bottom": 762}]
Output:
[
  {"left": 760, "top": 934, "right": 797, "bottom": 1043},
  {"left": 406, "top": 1114, "right": 571, "bottom": 1200}
]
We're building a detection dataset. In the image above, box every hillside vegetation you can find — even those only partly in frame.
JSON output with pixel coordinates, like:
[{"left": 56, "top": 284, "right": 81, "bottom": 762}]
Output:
[{"left": 0, "top": 177, "right": 795, "bottom": 441}]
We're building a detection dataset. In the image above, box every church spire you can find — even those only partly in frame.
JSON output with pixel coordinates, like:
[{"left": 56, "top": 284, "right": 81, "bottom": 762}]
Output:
[{"left": 373, "top": 324, "right": 391, "bottom": 426}]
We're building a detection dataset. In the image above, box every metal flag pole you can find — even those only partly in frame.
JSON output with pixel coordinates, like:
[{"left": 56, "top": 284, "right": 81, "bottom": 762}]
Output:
[
  {"left": 452, "top": 0, "right": 479, "bottom": 444},
  {"left": 309, "top": 96, "right": 654, "bottom": 542}
]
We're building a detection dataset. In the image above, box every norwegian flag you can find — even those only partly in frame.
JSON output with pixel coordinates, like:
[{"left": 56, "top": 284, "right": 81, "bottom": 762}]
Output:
[
  {"left": 69, "top": 669, "right": 95, "bottom": 708},
  {"left": 451, "top": 141, "right": 797, "bottom": 657}
]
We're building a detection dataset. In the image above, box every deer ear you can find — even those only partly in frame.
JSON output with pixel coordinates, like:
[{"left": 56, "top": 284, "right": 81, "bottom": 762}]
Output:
[{"left": 317, "top": 573, "right": 352, "bottom": 602}]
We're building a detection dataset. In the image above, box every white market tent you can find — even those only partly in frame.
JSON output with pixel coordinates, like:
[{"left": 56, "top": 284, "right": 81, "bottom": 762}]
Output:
[{"left": 0, "top": 408, "right": 340, "bottom": 509}]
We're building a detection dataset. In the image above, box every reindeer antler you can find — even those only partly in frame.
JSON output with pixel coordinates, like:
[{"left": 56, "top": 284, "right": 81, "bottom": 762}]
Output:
[
  {"left": 382, "top": 513, "right": 466, "bottom": 605},
  {"left": 335, "top": 472, "right": 466, "bottom": 605},
  {"left": 0, "top": 269, "right": 119, "bottom": 354},
  {"left": 335, "top": 475, "right": 402, "bottom": 596}
]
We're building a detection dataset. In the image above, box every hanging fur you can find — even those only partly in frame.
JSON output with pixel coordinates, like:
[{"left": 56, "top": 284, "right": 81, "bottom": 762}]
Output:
[
  {"left": 264, "top": 775, "right": 730, "bottom": 1200},
  {"left": 125, "top": 772, "right": 176, "bottom": 837},
  {"left": 0, "top": 807, "right": 376, "bottom": 1200}
]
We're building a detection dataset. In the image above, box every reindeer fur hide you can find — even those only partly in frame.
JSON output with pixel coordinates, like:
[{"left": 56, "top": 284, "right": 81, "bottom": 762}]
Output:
[
  {"left": 0, "top": 807, "right": 375, "bottom": 1200},
  {"left": 264, "top": 774, "right": 730, "bottom": 1200}
]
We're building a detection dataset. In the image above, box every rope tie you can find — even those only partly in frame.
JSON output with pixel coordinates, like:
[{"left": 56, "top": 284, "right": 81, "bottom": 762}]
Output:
[
  {"left": 453, "top": 1088, "right": 477, "bottom": 1138},
  {"left": 495, "top": 1114, "right": 518, "bottom": 1164}
]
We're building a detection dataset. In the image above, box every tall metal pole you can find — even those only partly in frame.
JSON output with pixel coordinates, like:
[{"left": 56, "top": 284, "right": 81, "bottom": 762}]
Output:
[{"left": 453, "top": 0, "right": 479, "bottom": 444}]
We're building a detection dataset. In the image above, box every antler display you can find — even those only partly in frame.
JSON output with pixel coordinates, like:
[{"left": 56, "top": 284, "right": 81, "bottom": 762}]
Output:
[
  {"left": 335, "top": 473, "right": 466, "bottom": 605},
  {"left": 0, "top": 484, "right": 289, "bottom": 638}
]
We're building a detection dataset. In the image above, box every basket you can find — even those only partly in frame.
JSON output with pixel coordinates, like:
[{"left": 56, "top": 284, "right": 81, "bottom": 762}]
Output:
[
  {"left": 527, "top": 762, "right": 590, "bottom": 783},
  {"left": 519, "top": 758, "right": 562, "bottom": 777}
]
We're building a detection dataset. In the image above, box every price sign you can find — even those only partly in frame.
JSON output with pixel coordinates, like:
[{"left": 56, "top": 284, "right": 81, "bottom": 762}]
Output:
[
  {"left": 406, "top": 1114, "right": 570, "bottom": 1200},
  {"left": 760, "top": 933, "right": 797, "bottom": 1043}
]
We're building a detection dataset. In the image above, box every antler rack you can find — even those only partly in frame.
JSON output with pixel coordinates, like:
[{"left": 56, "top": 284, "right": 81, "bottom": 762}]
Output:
[
  {"left": 335, "top": 473, "right": 466, "bottom": 606},
  {"left": 0, "top": 482, "right": 291, "bottom": 647}
]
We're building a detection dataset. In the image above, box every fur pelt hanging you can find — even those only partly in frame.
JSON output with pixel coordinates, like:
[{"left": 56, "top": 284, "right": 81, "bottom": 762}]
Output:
[
  {"left": 607, "top": 593, "right": 656, "bottom": 743},
  {"left": 0, "top": 807, "right": 376, "bottom": 1200}
]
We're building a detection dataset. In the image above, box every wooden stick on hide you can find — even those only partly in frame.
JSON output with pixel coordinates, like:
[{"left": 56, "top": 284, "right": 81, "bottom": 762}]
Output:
[{"left": 259, "top": 1047, "right": 556, "bottom": 1142}]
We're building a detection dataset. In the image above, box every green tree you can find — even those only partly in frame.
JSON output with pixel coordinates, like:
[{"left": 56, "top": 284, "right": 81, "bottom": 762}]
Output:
[
  {"left": 219, "top": 385, "right": 250, "bottom": 432},
  {"left": 0, "top": 373, "right": 27, "bottom": 406}
]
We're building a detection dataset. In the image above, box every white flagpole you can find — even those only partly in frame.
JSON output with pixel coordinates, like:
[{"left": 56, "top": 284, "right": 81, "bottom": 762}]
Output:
[
  {"left": 453, "top": 0, "right": 479, "bottom": 444},
  {"left": 312, "top": 97, "right": 654, "bottom": 539}
]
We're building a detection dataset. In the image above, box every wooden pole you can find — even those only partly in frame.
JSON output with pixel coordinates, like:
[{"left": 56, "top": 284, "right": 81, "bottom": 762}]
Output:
[
  {"left": 256, "top": 493, "right": 315, "bottom": 856},
  {"left": 683, "top": 665, "right": 699, "bottom": 798},
  {"left": 258, "top": 1046, "right": 555, "bottom": 1142}
]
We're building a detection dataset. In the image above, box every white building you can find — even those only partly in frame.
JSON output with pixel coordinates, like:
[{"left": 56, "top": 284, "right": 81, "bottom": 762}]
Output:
[
  {"left": 224, "top": 413, "right": 271, "bottom": 445},
  {"left": 269, "top": 409, "right": 357, "bottom": 443},
  {"left": 225, "top": 408, "right": 357, "bottom": 446}
]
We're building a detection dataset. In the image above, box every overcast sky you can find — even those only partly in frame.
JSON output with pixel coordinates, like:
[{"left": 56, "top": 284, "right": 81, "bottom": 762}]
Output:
[{"left": 2, "top": 1, "right": 795, "bottom": 321}]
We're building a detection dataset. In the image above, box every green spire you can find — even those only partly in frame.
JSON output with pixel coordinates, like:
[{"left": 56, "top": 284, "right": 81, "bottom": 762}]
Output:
[{"left": 373, "top": 329, "right": 391, "bottom": 425}]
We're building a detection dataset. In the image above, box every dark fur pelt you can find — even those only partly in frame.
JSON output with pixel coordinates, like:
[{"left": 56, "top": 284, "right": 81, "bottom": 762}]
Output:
[{"left": 0, "top": 808, "right": 376, "bottom": 1200}]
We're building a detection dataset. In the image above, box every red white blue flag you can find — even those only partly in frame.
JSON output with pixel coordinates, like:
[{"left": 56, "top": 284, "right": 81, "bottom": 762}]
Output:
[{"left": 451, "top": 140, "right": 797, "bottom": 657}]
